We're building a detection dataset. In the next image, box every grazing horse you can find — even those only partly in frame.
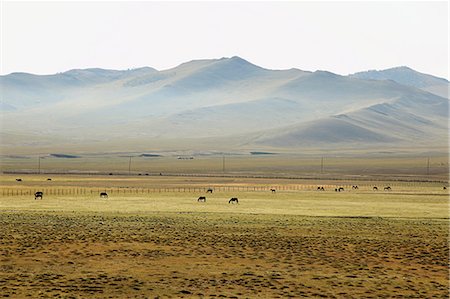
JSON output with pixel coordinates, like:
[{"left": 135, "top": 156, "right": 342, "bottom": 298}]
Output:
[
  {"left": 373, "top": 186, "right": 378, "bottom": 191},
  {"left": 338, "top": 187, "right": 344, "bottom": 192},
  {"left": 270, "top": 188, "right": 276, "bottom": 193},
  {"left": 317, "top": 186, "right": 325, "bottom": 191},
  {"left": 198, "top": 196, "right": 206, "bottom": 202},
  {"left": 47, "top": 178, "right": 52, "bottom": 181},
  {"left": 384, "top": 186, "right": 391, "bottom": 191},
  {"left": 34, "top": 191, "right": 43, "bottom": 200},
  {"left": 352, "top": 185, "right": 358, "bottom": 190},
  {"left": 229, "top": 197, "right": 239, "bottom": 204},
  {"left": 206, "top": 188, "right": 213, "bottom": 193},
  {"left": 100, "top": 192, "right": 108, "bottom": 198},
  {"left": 16, "top": 178, "right": 22, "bottom": 182}
]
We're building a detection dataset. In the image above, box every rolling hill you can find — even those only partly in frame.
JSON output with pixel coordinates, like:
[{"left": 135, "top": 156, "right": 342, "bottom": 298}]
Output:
[
  {"left": 350, "top": 66, "right": 449, "bottom": 98},
  {"left": 0, "top": 57, "right": 448, "bottom": 154}
]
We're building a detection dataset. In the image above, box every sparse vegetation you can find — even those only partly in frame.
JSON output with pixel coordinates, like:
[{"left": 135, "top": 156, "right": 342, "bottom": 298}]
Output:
[{"left": 0, "top": 173, "right": 448, "bottom": 298}]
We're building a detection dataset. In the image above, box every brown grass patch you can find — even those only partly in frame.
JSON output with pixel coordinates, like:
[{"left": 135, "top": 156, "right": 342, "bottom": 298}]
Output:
[{"left": 0, "top": 212, "right": 448, "bottom": 298}]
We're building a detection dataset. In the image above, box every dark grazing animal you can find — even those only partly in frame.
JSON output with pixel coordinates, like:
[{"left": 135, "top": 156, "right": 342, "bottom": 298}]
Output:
[
  {"left": 352, "top": 185, "right": 358, "bottom": 190},
  {"left": 47, "top": 178, "right": 52, "bottom": 181},
  {"left": 16, "top": 178, "right": 22, "bottom": 182},
  {"left": 198, "top": 196, "right": 206, "bottom": 202},
  {"left": 384, "top": 186, "right": 391, "bottom": 191},
  {"left": 443, "top": 187, "right": 447, "bottom": 190},
  {"left": 34, "top": 191, "right": 43, "bottom": 200},
  {"left": 229, "top": 197, "right": 239, "bottom": 204},
  {"left": 270, "top": 188, "right": 276, "bottom": 193},
  {"left": 373, "top": 186, "right": 378, "bottom": 191},
  {"left": 338, "top": 187, "right": 344, "bottom": 192},
  {"left": 100, "top": 192, "right": 108, "bottom": 198},
  {"left": 317, "top": 186, "right": 325, "bottom": 191},
  {"left": 206, "top": 188, "right": 213, "bottom": 193}
]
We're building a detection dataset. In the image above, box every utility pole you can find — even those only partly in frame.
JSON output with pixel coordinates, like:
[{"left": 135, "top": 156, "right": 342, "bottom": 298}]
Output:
[{"left": 128, "top": 156, "right": 132, "bottom": 174}]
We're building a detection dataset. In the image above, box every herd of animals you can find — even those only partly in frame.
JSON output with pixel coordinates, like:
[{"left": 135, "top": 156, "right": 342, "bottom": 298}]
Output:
[{"left": 11, "top": 178, "right": 448, "bottom": 201}]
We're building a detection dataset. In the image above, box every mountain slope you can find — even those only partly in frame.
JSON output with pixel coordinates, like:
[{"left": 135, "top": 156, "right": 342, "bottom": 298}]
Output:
[
  {"left": 0, "top": 67, "right": 158, "bottom": 110},
  {"left": 1, "top": 57, "right": 448, "bottom": 153},
  {"left": 252, "top": 93, "right": 448, "bottom": 148},
  {"left": 350, "top": 66, "right": 449, "bottom": 98}
]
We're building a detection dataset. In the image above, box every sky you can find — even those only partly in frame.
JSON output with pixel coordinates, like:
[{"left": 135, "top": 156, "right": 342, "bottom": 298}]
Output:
[{"left": 1, "top": 1, "right": 449, "bottom": 79}]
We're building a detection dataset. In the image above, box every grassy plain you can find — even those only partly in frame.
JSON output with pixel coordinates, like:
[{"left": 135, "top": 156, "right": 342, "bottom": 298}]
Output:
[
  {"left": 0, "top": 173, "right": 448, "bottom": 298},
  {"left": 1, "top": 154, "right": 448, "bottom": 181}
]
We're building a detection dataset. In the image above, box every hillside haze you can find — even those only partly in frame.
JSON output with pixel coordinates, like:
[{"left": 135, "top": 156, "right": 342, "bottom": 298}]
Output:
[
  {"left": 350, "top": 66, "right": 449, "bottom": 99},
  {"left": 1, "top": 57, "right": 448, "bottom": 154}
]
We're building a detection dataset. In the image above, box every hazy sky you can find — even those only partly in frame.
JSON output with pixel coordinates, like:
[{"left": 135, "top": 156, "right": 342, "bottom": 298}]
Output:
[{"left": 1, "top": 1, "right": 448, "bottom": 78}]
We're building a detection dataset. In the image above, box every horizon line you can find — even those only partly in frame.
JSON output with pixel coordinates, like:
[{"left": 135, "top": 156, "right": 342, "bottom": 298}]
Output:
[{"left": 1, "top": 56, "right": 448, "bottom": 80}]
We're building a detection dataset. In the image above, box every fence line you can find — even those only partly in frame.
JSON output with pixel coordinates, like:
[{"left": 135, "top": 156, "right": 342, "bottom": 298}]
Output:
[{"left": 1, "top": 182, "right": 446, "bottom": 197}]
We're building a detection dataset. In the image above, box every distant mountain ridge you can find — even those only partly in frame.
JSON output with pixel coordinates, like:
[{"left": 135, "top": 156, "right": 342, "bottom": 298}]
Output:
[
  {"left": 0, "top": 57, "right": 448, "bottom": 153},
  {"left": 350, "top": 66, "right": 448, "bottom": 88},
  {"left": 350, "top": 66, "right": 449, "bottom": 98}
]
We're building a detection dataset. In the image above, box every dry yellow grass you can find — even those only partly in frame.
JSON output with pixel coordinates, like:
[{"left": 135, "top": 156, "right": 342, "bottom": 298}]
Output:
[
  {"left": 0, "top": 190, "right": 448, "bottom": 219},
  {"left": 0, "top": 174, "right": 448, "bottom": 298}
]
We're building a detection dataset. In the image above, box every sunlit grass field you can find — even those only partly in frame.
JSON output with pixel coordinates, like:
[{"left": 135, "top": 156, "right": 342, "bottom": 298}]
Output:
[
  {"left": 1, "top": 190, "right": 447, "bottom": 219},
  {"left": 0, "top": 171, "right": 448, "bottom": 298}
]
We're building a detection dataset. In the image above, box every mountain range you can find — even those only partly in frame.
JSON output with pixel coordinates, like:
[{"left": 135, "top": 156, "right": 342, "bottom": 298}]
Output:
[{"left": 1, "top": 57, "right": 448, "bottom": 154}]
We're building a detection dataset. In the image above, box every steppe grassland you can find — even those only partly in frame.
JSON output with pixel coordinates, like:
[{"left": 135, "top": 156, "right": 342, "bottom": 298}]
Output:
[
  {"left": 0, "top": 189, "right": 448, "bottom": 219},
  {"left": 1, "top": 154, "right": 448, "bottom": 179},
  {"left": 0, "top": 172, "right": 448, "bottom": 298}
]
